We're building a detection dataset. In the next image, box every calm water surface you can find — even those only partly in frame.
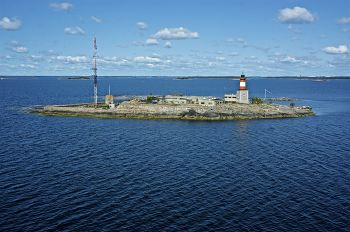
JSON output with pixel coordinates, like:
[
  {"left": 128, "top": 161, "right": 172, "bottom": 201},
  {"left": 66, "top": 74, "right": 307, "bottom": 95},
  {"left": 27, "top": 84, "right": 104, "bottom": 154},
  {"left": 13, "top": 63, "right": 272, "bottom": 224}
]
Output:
[{"left": 1, "top": 77, "right": 349, "bottom": 231}]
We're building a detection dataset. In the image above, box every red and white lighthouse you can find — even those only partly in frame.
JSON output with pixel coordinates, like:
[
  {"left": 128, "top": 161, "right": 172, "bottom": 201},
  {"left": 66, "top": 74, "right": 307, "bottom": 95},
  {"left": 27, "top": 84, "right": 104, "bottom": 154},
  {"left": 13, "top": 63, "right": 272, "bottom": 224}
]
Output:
[
  {"left": 240, "top": 72, "right": 246, "bottom": 90},
  {"left": 236, "top": 72, "right": 249, "bottom": 104}
]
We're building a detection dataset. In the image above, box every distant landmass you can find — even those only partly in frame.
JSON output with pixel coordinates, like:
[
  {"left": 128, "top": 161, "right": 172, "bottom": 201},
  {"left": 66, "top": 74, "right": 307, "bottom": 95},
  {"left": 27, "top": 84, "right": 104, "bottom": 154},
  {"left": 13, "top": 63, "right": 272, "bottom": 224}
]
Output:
[{"left": 62, "top": 77, "right": 90, "bottom": 80}]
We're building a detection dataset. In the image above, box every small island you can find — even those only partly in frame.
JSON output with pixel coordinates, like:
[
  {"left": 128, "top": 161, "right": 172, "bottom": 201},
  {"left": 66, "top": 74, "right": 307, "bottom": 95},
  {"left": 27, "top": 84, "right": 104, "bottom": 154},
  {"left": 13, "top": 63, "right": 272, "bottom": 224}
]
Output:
[
  {"left": 62, "top": 76, "right": 90, "bottom": 80},
  {"left": 31, "top": 95, "right": 315, "bottom": 120}
]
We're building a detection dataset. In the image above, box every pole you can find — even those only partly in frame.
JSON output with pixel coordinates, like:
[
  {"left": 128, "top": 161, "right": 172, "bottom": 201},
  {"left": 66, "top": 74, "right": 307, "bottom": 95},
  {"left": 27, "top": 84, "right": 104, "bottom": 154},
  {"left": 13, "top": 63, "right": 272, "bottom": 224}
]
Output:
[{"left": 92, "top": 37, "right": 98, "bottom": 108}]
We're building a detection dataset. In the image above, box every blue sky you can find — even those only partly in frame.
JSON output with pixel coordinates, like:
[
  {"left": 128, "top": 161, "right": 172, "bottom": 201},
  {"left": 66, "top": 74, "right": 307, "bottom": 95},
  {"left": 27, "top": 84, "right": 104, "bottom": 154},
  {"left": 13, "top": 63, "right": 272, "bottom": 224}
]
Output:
[{"left": 1, "top": 0, "right": 349, "bottom": 76}]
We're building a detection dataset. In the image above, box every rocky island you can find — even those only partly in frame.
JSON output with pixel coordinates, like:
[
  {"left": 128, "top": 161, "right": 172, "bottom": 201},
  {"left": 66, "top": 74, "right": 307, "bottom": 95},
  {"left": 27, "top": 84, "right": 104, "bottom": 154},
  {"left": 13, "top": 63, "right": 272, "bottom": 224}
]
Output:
[{"left": 32, "top": 95, "right": 315, "bottom": 120}]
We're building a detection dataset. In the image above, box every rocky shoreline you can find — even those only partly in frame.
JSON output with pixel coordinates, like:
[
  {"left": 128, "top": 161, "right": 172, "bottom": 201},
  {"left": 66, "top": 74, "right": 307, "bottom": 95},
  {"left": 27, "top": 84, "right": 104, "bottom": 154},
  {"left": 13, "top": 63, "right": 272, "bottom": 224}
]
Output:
[
  {"left": 32, "top": 101, "right": 315, "bottom": 120},
  {"left": 265, "top": 97, "right": 302, "bottom": 101}
]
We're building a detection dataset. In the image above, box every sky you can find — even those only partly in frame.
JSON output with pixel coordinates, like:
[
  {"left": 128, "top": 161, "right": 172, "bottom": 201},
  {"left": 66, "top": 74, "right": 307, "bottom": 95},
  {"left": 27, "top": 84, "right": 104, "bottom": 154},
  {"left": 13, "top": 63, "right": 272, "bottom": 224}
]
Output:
[{"left": 0, "top": 0, "right": 349, "bottom": 76}]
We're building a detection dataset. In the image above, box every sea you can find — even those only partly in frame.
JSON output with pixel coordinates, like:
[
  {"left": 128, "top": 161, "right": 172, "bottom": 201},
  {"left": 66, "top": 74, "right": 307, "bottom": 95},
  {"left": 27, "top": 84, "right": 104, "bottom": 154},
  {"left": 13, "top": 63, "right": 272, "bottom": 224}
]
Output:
[{"left": 1, "top": 76, "right": 349, "bottom": 231}]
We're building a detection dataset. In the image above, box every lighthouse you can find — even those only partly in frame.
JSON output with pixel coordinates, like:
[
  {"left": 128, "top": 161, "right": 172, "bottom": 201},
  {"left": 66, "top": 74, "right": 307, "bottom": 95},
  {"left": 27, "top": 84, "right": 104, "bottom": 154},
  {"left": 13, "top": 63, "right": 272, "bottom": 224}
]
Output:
[
  {"left": 239, "top": 72, "right": 246, "bottom": 90},
  {"left": 236, "top": 72, "right": 249, "bottom": 103}
]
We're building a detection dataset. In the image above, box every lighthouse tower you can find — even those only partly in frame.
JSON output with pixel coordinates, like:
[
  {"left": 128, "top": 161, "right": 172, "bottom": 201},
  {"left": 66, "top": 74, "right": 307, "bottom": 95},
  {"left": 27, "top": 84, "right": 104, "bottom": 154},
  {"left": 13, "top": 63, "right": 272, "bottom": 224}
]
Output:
[{"left": 236, "top": 73, "right": 249, "bottom": 103}]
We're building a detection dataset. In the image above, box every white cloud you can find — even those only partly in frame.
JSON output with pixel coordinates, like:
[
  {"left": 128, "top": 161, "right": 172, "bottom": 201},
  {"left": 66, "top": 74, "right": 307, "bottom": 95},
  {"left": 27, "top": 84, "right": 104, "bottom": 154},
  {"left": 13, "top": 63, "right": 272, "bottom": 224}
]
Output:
[
  {"left": 10, "top": 47, "right": 29, "bottom": 53},
  {"left": 291, "top": 37, "right": 299, "bottom": 41},
  {"left": 132, "top": 39, "right": 159, "bottom": 46},
  {"left": 134, "top": 56, "right": 160, "bottom": 63},
  {"left": 288, "top": 24, "right": 293, "bottom": 29},
  {"left": 216, "top": 51, "right": 223, "bottom": 54},
  {"left": 163, "top": 42, "right": 172, "bottom": 48},
  {"left": 151, "top": 27, "right": 200, "bottom": 40},
  {"left": 49, "top": 55, "right": 88, "bottom": 63},
  {"left": 327, "top": 55, "right": 350, "bottom": 66},
  {"left": 49, "top": 2, "right": 73, "bottom": 11},
  {"left": 260, "top": 46, "right": 271, "bottom": 51},
  {"left": 242, "top": 42, "right": 250, "bottom": 47},
  {"left": 136, "top": 22, "right": 148, "bottom": 30},
  {"left": 321, "top": 45, "right": 349, "bottom": 54},
  {"left": 64, "top": 27, "right": 85, "bottom": 35},
  {"left": 335, "top": 17, "right": 350, "bottom": 25},
  {"left": 247, "top": 56, "right": 258, "bottom": 60},
  {"left": 0, "top": 55, "right": 14, "bottom": 59},
  {"left": 11, "top": 40, "right": 20, "bottom": 46},
  {"left": 36, "top": 50, "right": 60, "bottom": 56},
  {"left": 223, "top": 37, "right": 234, "bottom": 42},
  {"left": 22, "top": 55, "right": 43, "bottom": 62},
  {"left": 295, "top": 55, "right": 322, "bottom": 62},
  {"left": 320, "top": 35, "right": 327, "bottom": 38},
  {"left": 229, "top": 52, "right": 239, "bottom": 56},
  {"left": 273, "top": 52, "right": 286, "bottom": 57},
  {"left": 342, "top": 28, "right": 349, "bottom": 33},
  {"left": 0, "top": 17, "right": 22, "bottom": 30},
  {"left": 277, "top": 6, "right": 318, "bottom": 24},
  {"left": 280, "top": 56, "right": 300, "bottom": 63},
  {"left": 91, "top": 16, "right": 102, "bottom": 24},
  {"left": 215, "top": 57, "right": 226, "bottom": 61},
  {"left": 141, "top": 39, "right": 159, "bottom": 46},
  {"left": 150, "top": 53, "right": 172, "bottom": 60},
  {"left": 294, "top": 28, "right": 302, "bottom": 34},
  {"left": 20, "top": 64, "right": 37, "bottom": 69},
  {"left": 191, "top": 49, "right": 199, "bottom": 52},
  {"left": 236, "top": 38, "right": 244, "bottom": 43}
]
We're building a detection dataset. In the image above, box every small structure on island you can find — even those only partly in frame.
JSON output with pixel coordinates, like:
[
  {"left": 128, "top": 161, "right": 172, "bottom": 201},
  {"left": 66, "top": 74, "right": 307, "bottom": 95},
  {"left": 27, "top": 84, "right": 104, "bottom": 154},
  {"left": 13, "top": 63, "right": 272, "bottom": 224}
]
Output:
[
  {"left": 165, "top": 96, "right": 223, "bottom": 106},
  {"left": 198, "top": 98, "right": 224, "bottom": 106},
  {"left": 224, "top": 94, "right": 236, "bottom": 103},
  {"left": 236, "top": 72, "right": 249, "bottom": 104},
  {"left": 105, "top": 85, "right": 115, "bottom": 108}
]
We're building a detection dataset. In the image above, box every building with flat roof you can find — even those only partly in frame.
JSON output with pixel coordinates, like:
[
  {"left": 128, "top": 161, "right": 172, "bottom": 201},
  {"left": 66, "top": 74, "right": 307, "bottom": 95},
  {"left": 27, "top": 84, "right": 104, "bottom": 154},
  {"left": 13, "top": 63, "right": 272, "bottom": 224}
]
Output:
[
  {"left": 198, "top": 98, "right": 224, "bottom": 106},
  {"left": 224, "top": 94, "right": 236, "bottom": 103}
]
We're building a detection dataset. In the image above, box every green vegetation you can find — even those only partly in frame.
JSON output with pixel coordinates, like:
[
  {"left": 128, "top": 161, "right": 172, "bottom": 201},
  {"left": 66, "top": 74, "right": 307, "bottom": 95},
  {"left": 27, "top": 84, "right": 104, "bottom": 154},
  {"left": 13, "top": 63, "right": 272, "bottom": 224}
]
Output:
[
  {"left": 147, "top": 92, "right": 156, "bottom": 101},
  {"left": 250, "top": 96, "right": 263, "bottom": 104},
  {"left": 290, "top": 102, "right": 295, "bottom": 108}
]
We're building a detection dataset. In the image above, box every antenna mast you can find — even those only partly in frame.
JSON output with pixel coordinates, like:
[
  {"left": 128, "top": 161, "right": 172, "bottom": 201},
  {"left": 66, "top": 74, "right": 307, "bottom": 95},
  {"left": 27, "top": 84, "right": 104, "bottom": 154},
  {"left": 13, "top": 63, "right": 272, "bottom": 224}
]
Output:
[{"left": 92, "top": 37, "right": 98, "bottom": 108}]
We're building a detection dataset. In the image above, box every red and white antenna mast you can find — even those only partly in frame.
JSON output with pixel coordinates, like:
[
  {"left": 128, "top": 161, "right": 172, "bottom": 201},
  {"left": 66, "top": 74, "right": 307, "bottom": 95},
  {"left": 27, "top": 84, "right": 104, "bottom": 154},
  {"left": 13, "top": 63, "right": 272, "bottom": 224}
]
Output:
[{"left": 92, "top": 36, "right": 98, "bottom": 108}]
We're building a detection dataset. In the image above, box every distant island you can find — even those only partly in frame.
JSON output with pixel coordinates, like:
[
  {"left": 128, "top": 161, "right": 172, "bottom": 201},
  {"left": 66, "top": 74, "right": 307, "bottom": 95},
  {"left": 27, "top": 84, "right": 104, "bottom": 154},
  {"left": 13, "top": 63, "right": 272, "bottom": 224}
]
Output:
[
  {"left": 62, "top": 77, "right": 90, "bottom": 80},
  {"left": 175, "top": 77, "right": 191, "bottom": 80}
]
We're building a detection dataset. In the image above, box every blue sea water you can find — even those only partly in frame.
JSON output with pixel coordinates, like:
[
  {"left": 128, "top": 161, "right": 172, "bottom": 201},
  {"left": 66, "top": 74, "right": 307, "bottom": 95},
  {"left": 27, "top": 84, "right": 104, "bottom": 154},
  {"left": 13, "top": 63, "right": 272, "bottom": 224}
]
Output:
[{"left": 1, "top": 77, "right": 349, "bottom": 231}]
